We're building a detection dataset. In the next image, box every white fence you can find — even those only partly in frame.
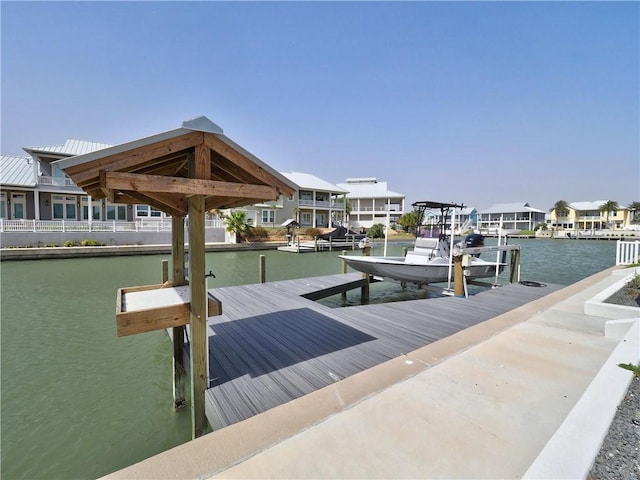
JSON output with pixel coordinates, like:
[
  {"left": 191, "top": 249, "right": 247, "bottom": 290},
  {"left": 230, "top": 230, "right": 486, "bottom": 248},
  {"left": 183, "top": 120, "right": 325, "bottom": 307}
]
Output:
[
  {"left": 0, "top": 218, "right": 224, "bottom": 233},
  {"left": 616, "top": 240, "right": 640, "bottom": 266}
]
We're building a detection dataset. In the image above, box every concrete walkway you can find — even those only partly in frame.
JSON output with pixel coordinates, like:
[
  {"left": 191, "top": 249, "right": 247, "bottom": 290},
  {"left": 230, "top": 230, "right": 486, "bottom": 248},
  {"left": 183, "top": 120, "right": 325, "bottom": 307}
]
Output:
[{"left": 104, "top": 266, "right": 639, "bottom": 480}]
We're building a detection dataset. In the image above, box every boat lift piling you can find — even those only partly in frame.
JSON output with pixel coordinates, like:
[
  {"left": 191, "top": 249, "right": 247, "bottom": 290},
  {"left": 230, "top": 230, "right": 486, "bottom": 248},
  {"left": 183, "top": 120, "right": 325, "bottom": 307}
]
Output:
[{"left": 452, "top": 243, "right": 523, "bottom": 296}]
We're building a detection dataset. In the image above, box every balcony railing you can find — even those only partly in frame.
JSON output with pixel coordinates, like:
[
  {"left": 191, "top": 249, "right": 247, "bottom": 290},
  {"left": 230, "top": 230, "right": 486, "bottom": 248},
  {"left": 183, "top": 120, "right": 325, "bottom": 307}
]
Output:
[
  {"left": 298, "top": 200, "right": 336, "bottom": 209},
  {"left": 37, "top": 176, "right": 78, "bottom": 188},
  {"left": 0, "top": 218, "right": 224, "bottom": 233},
  {"left": 351, "top": 206, "right": 402, "bottom": 212}
]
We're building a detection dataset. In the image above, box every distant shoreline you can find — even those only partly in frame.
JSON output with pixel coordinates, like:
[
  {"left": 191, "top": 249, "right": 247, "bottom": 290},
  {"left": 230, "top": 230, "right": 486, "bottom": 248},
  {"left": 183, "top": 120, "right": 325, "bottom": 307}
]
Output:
[
  {"left": 0, "top": 242, "right": 287, "bottom": 261},
  {"left": 1, "top": 235, "right": 631, "bottom": 261}
]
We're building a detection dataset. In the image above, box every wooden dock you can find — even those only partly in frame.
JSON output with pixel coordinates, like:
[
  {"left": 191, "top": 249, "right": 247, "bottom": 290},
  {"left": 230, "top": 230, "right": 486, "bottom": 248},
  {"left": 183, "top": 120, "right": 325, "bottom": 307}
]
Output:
[
  {"left": 277, "top": 237, "right": 361, "bottom": 253},
  {"left": 182, "top": 273, "right": 562, "bottom": 430}
]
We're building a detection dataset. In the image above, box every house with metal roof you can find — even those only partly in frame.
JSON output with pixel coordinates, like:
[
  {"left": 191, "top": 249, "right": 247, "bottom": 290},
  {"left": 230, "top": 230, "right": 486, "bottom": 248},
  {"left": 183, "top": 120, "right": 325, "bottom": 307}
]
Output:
[
  {"left": 335, "top": 178, "right": 406, "bottom": 230},
  {"left": 548, "top": 200, "right": 632, "bottom": 231},
  {"left": 0, "top": 155, "right": 37, "bottom": 220},
  {"left": 235, "top": 171, "right": 348, "bottom": 229},
  {"left": 0, "top": 120, "right": 349, "bottom": 243},
  {"left": 477, "top": 202, "right": 546, "bottom": 233}
]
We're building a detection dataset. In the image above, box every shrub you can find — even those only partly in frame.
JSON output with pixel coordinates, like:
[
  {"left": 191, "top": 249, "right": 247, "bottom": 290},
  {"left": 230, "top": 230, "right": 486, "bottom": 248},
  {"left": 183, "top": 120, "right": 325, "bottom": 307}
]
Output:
[
  {"left": 367, "top": 223, "right": 386, "bottom": 239},
  {"left": 63, "top": 240, "right": 77, "bottom": 247},
  {"left": 627, "top": 273, "right": 640, "bottom": 290},
  {"left": 81, "top": 239, "right": 101, "bottom": 246},
  {"left": 250, "top": 226, "right": 269, "bottom": 241},
  {"left": 304, "top": 228, "right": 321, "bottom": 239},
  {"left": 45, "top": 243, "right": 59, "bottom": 248}
]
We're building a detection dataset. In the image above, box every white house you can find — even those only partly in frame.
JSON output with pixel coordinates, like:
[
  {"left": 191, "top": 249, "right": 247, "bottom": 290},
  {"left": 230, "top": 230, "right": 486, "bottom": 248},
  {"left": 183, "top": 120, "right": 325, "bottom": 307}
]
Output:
[
  {"left": 335, "top": 178, "right": 405, "bottom": 230},
  {"left": 477, "top": 202, "right": 546, "bottom": 233},
  {"left": 233, "top": 172, "right": 348, "bottom": 229}
]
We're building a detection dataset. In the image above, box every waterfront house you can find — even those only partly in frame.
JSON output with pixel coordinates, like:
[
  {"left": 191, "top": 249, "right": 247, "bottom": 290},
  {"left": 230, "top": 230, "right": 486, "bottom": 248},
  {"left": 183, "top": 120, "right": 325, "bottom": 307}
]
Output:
[
  {"left": 477, "top": 202, "right": 546, "bottom": 233},
  {"left": 1, "top": 139, "right": 140, "bottom": 223},
  {"left": 0, "top": 134, "right": 347, "bottom": 244},
  {"left": 549, "top": 201, "right": 633, "bottom": 232},
  {"left": 233, "top": 172, "right": 347, "bottom": 229},
  {"left": 335, "top": 178, "right": 406, "bottom": 230},
  {"left": 0, "top": 155, "right": 36, "bottom": 220}
]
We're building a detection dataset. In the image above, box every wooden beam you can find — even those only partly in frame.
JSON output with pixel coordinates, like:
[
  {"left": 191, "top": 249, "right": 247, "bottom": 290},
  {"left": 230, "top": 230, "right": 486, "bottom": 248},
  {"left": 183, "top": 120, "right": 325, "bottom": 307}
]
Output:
[
  {"left": 101, "top": 171, "right": 278, "bottom": 199},
  {"left": 172, "top": 216, "right": 187, "bottom": 410},
  {"left": 65, "top": 131, "right": 204, "bottom": 186},
  {"left": 203, "top": 133, "right": 295, "bottom": 198},
  {"left": 117, "top": 191, "right": 187, "bottom": 217},
  {"left": 189, "top": 146, "right": 209, "bottom": 439}
]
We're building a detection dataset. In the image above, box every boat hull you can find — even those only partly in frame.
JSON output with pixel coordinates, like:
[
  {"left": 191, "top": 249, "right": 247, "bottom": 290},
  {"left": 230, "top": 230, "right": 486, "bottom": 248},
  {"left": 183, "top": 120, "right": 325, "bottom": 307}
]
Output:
[{"left": 339, "top": 255, "right": 504, "bottom": 284}]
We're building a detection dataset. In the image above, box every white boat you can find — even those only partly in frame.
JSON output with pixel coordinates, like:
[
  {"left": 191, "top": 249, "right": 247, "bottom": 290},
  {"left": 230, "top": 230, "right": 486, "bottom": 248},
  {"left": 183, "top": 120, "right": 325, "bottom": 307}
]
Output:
[{"left": 339, "top": 201, "right": 506, "bottom": 285}]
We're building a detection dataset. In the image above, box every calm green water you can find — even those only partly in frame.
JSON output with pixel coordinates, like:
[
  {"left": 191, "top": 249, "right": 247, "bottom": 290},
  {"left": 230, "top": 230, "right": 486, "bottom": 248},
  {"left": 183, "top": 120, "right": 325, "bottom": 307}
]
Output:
[{"left": 0, "top": 239, "right": 617, "bottom": 479}]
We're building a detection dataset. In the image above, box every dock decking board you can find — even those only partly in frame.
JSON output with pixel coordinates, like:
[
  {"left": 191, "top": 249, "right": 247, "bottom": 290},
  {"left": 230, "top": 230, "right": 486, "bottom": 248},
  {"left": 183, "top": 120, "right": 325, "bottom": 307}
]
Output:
[{"left": 182, "top": 273, "right": 563, "bottom": 430}]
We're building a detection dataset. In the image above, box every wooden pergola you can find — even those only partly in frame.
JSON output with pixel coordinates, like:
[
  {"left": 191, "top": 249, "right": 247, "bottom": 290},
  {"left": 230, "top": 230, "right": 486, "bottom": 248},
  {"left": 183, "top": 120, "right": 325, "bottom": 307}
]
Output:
[{"left": 55, "top": 116, "right": 297, "bottom": 438}]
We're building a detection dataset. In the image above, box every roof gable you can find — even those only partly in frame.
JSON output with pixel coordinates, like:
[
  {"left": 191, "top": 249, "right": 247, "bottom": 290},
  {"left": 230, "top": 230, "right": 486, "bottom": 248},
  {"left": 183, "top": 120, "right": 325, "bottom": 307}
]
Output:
[{"left": 54, "top": 116, "right": 297, "bottom": 216}]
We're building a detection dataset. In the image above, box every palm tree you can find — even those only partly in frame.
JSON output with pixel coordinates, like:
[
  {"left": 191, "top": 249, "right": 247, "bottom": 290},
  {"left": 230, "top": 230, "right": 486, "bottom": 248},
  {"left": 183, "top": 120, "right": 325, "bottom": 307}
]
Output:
[
  {"left": 599, "top": 200, "right": 619, "bottom": 229},
  {"left": 628, "top": 201, "right": 640, "bottom": 224},
  {"left": 550, "top": 200, "right": 570, "bottom": 231},
  {"left": 397, "top": 211, "right": 421, "bottom": 235},
  {"left": 224, "top": 211, "right": 253, "bottom": 243}
]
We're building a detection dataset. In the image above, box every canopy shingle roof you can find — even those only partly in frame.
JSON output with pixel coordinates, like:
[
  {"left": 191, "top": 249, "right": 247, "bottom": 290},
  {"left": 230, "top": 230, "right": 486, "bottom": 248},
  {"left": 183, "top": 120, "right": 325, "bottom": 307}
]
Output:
[{"left": 54, "top": 116, "right": 297, "bottom": 216}]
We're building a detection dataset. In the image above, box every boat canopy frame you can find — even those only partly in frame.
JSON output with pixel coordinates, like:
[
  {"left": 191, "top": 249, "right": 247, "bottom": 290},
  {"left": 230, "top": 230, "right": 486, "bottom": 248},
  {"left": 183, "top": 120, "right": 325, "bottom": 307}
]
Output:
[{"left": 412, "top": 200, "right": 466, "bottom": 236}]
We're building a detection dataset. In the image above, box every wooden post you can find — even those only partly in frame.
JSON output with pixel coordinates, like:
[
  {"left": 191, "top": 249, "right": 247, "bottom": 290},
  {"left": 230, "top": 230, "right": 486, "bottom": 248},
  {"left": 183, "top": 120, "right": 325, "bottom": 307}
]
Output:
[
  {"left": 171, "top": 216, "right": 186, "bottom": 410},
  {"left": 453, "top": 255, "right": 465, "bottom": 297},
  {"left": 361, "top": 273, "right": 370, "bottom": 304},
  {"left": 162, "top": 259, "right": 169, "bottom": 284},
  {"left": 188, "top": 145, "right": 209, "bottom": 439},
  {"left": 361, "top": 238, "right": 371, "bottom": 300},
  {"left": 341, "top": 250, "right": 348, "bottom": 301},
  {"left": 259, "top": 255, "right": 266, "bottom": 283},
  {"left": 510, "top": 248, "right": 521, "bottom": 284}
]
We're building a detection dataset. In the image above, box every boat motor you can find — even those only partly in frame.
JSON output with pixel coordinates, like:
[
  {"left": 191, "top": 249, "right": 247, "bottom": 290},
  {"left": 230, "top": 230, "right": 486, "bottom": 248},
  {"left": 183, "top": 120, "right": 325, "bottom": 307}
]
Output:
[{"left": 464, "top": 233, "right": 485, "bottom": 257}]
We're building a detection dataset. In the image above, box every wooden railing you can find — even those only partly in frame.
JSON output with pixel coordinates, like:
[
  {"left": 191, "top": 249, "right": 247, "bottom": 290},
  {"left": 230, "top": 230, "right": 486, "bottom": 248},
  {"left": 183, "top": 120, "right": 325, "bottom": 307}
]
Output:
[{"left": 617, "top": 240, "right": 640, "bottom": 266}]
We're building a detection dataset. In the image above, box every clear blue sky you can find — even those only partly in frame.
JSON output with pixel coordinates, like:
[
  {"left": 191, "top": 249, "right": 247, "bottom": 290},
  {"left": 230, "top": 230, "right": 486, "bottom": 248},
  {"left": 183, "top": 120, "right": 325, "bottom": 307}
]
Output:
[{"left": 2, "top": 1, "right": 638, "bottom": 212}]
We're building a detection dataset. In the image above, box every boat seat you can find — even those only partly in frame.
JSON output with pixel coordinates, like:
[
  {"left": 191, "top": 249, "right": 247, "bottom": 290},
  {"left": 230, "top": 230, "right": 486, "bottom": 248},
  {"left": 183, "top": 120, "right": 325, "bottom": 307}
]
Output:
[
  {"left": 414, "top": 237, "right": 440, "bottom": 250},
  {"left": 405, "top": 238, "right": 440, "bottom": 264}
]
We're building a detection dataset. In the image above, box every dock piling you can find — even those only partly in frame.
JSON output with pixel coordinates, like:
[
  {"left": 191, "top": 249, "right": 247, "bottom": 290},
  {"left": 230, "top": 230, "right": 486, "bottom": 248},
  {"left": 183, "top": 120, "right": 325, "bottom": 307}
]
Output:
[
  {"left": 259, "top": 255, "right": 266, "bottom": 283},
  {"left": 170, "top": 218, "right": 187, "bottom": 411}
]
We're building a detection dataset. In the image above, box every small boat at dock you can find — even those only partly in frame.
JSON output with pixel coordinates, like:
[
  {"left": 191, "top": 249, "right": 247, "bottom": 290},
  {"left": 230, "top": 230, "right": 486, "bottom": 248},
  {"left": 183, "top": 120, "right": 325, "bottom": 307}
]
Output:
[{"left": 340, "top": 201, "right": 508, "bottom": 285}]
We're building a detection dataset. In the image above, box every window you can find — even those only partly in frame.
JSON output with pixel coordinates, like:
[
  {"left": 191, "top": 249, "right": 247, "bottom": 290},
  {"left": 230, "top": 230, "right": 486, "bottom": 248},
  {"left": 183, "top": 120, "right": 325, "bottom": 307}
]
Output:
[
  {"left": 300, "top": 191, "right": 313, "bottom": 200},
  {"left": 106, "top": 203, "right": 127, "bottom": 220},
  {"left": 81, "top": 197, "right": 101, "bottom": 220},
  {"left": 11, "top": 193, "right": 26, "bottom": 219},
  {"left": 51, "top": 195, "right": 77, "bottom": 220},
  {"left": 0, "top": 193, "right": 6, "bottom": 219},
  {"left": 135, "top": 204, "right": 163, "bottom": 219},
  {"left": 301, "top": 212, "right": 312, "bottom": 225},
  {"left": 262, "top": 210, "right": 275, "bottom": 224}
]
